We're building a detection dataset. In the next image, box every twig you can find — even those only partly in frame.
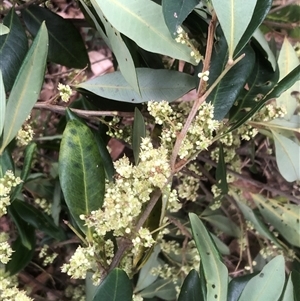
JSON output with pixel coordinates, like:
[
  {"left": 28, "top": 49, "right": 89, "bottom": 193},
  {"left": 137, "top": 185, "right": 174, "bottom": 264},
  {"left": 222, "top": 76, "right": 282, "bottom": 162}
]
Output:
[
  {"left": 33, "top": 103, "right": 134, "bottom": 118},
  {"left": 198, "top": 155, "right": 300, "bottom": 204},
  {"left": 269, "top": 0, "right": 299, "bottom": 14},
  {"left": 0, "top": 0, "right": 47, "bottom": 14}
]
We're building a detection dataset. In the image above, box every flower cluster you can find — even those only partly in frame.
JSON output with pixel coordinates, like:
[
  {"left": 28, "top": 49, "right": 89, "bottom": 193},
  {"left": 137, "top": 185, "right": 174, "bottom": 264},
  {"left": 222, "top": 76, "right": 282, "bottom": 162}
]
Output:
[
  {"left": 254, "top": 103, "right": 287, "bottom": 121},
  {"left": 148, "top": 101, "right": 220, "bottom": 161},
  {"left": 35, "top": 197, "right": 51, "bottom": 215},
  {"left": 175, "top": 26, "right": 203, "bottom": 64},
  {"left": 0, "top": 170, "right": 22, "bottom": 217},
  {"left": 16, "top": 115, "right": 34, "bottom": 147},
  {"left": 0, "top": 269, "right": 33, "bottom": 301},
  {"left": 58, "top": 83, "right": 72, "bottom": 103},
  {"left": 198, "top": 70, "right": 210, "bottom": 81},
  {"left": 38, "top": 245, "right": 58, "bottom": 266}
]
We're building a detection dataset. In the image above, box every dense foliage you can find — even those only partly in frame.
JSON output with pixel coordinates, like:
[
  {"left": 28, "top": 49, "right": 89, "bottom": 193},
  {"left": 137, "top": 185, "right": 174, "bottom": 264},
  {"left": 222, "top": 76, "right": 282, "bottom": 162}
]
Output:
[{"left": 0, "top": 0, "right": 299, "bottom": 300}]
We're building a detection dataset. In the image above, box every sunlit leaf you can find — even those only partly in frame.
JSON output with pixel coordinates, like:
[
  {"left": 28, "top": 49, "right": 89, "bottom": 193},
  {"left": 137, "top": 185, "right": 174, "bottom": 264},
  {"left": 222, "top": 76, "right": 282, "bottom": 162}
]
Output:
[
  {"left": 252, "top": 194, "right": 300, "bottom": 247},
  {"left": 281, "top": 274, "right": 294, "bottom": 301},
  {"left": 92, "top": 269, "right": 133, "bottom": 301},
  {"left": 0, "top": 24, "right": 9, "bottom": 35},
  {"left": 59, "top": 120, "right": 105, "bottom": 237},
  {"left": 93, "top": 0, "right": 198, "bottom": 65},
  {"left": 0, "top": 23, "right": 48, "bottom": 155},
  {"left": 77, "top": 68, "right": 195, "bottom": 103},
  {"left": 189, "top": 213, "right": 228, "bottom": 301},
  {"left": 211, "top": 0, "right": 257, "bottom": 60},
  {"left": 238, "top": 255, "right": 285, "bottom": 301},
  {"left": 271, "top": 130, "right": 300, "bottom": 182},
  {"left": 276, "top": 38, "right": 300, "bottom": 120}
]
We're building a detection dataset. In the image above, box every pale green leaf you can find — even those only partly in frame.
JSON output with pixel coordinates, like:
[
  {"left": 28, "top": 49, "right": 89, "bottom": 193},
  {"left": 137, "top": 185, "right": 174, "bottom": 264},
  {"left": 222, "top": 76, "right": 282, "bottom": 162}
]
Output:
[
  {"left": 0, "top": 24, "right": 9, "bottom": 35},
  {"left": 252, "top": 194, "right": 300, "bottom": 248},
  {"left": 277, "top": 38, "right": 300, "bottom": 120},
  {"left": 93, "top": 0, "right": 198, "bottom": 65},
  {"left": 0, "top": 23, "right": 48, "bottom": 154},
  {"left": 271, "top": 130, "right": 300, "bottom": 182},
  {"left": 266, "top": 115, "right": 300, "bottom": 133},
  {"left": 253, "top": 28, "right": 276, "bottom": 71},
  {"left": 231, "top": 191, "right": 281, "bottom": 248},
  {"left": 211, "top": 0, "right": 257, "bottom": 60},
  {"left": 281, "top": 274, "right": 294, "bottom": 301},
  {"left": 90, "top": 0, "right": 140, "bottom": 94},
  {"left": 132, "top": 108, "right": 146, "bottom": 165},
  {"left": 77, "top": 68, "right": 195, "bottom": 103},
  {"left": 239, "top": 255, "right": 285, "bottom": 301},
  {"left": 0, "top": 70, "right": 5, "bottom": 136},
  {"left": 189, "top": 213, "right": 228, "bottom": 301}
]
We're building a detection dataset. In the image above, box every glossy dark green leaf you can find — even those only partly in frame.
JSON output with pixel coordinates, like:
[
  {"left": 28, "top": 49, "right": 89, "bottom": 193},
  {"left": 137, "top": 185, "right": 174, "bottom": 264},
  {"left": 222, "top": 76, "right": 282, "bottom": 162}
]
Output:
[
  {"left": 227, "top": 272, "right": 259, "bottom": 301},
  {"left": 22, "top": 5, "right": 89, "bottom": 68},
  {"left": 0, "top": 148, "right": 14, "bottom": 177},
  {"left": 178, "top": 269, "right": 203, "bottom": 301},
  {"left": 77, "top": 68, "right": 195, "bottom": 103},
  {"left": 132, "top": 108, "right": 146, "bottom": 165},
  {"left": 189, "top": 213, "right": 228, "bottom": 301},
  {"left": 12, "top": 199, "right": 64, "bottom": 241},
  {"left": 291, "top": 270, "right": 300, "bottom": 301},
  {"left": 205, "top": 28, "right": 255, "bottom": 120},
  {"left": 215, "top": 144, "right": 228, "bottom": 195},
  {"left": 11, "top": 143, "right": 37, "bottom": 201},
  {"left": 0, "top": 70, "right": 5, "bottom": 135},
  {"left": 229, "top": 47, "right": 279, "bottom": 122},
  {"left": 92, "top": 269, "right": 133, "bottom": 301},
  {"left": 162, "top": 0, "right": 199, "bottom": 37},
  {"left": 0, "top": 23, "right": 48, "bottom": 154},
  {"left": 8, "top": 205, "right": 33, "bottom": 249},
  {"left": 6, "top": 225, "right": 35, "bottom": 275},
  {"left": 234, "top": 0, "right": 272, "bottom": 56},
  {"left": 59, "top": 120, "right": 105, "bottom": 237},
  {"left": 228, "top": 64, "right": 300, "bottom": 132},
  {"left": 0, "top": 8, "right": 28, "bottom": 92}
]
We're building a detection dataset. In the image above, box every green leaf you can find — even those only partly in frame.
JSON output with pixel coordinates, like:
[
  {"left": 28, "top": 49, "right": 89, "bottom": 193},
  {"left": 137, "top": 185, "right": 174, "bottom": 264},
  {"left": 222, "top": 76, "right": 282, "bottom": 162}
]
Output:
[
  {"left": 0, "top": 24, "right": 10, "bottom": 35},
  {"left": 205, "top": 28, "right": 255, "bottom": 120},
  {"left": 12, "top": 199, "right": 64, "bottom": 241},
  {"left": 291, "top": 270, "right": 300, "bottom": 301},
  {"left": 0, "top": 22, "right": 48, "bottom": 155},
  {"left": 238, "top": 255, "right": 285, "bottom": 301},
  {"left": 202, "top": 214, "right": 241, "bottom": 238},
  {"left": 0, "top": 149, "right": 14, "bottom": 177},
  {"left": 139, "top": 278, "right": 177, "bottom": 300},
  {"left": 135, "top": 245, "right": 161, "bottom": 293},
  {"left": 90, "top": 0, "right": 140, "bottom": 94},
  {"left": 0, "top": 70, "right": 5, "bottom": 136},
  {"left": 6, "top": 225, "right": 35, "bottom": 275},
  {"left": 178, "top": 269, "right": 203, "bottom": 301},
  {"left": 189, "top": 213, "right": 228, "bottom": 301},
  {"left": 252, "top": 194, "right": 300, "bottom": 248},
  {"left": 77, "top": 68, "right": 195, "bottom": 103},
  {"left": 210, "top": 233, "right": 230, "bottom": 255},
  {"left": 276, "top": 37, "right": 300, "bottom": 120},
  {"left": 0, "top": 8, "right": 28, "bottom": 92},
  {"left": 211, "top": 0, "right": 257, "bottom": 60},
  {"left": 228, "top": 64, "right": 300, "bottom": 133},
  {"left": 92, "top": 269, "right": 133, "bottom": 301},
  {"left": 10, "top": 143, "right": 37, "bottom": 201},
  {"left": 59, "top": 120, "right": 105, "bottom": 237},
  {"left": 93, "top": 0, "right": 198, "bottom": 65},
  {"left": 234, "top": 0, "right": 272, "bottom": 57},
  {"left": 281, "top": 274, "right": 294, "bottom": 301},
  {"left": 132, "top": 108, "right": 146, "bottom": 165},
  {"left": 271, "top": 130, "right": 300, "bottom": 182},
  {"left": 162, "top": 0, "right": 199, "bottom": 37},
  {"left": 229, "top": 44, "right": 279, "bottom": 123},
  {"left": 227, "top": 272, "right": 259, "bottom": 301},
  {"left": 8, "top": 205, "right": 34, "bottom": 249},
  {"left": 22, "top": 5, "right": 89, "bottom": 68},
  {"left": 216, "top": 144, "right": 228, "bottom": 195},
  {"left": 231, "top": 191, "right": 281, "bottom": 248}
]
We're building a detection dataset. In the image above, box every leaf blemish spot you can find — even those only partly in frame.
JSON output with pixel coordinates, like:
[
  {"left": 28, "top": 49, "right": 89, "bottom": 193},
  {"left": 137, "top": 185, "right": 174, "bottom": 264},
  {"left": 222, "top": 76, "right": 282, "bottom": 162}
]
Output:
[
  {"left": 214, "top": 294, "right": 217, "bottom": 299},
  {"left": 212, "top": 284, "right": 216, "bottom": 289},
  {"left": 70, "top": 128, "right": 77, "bottom": 135},
  {"left": 259, "top": 273, "right": 264, "bottom": 278}
]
